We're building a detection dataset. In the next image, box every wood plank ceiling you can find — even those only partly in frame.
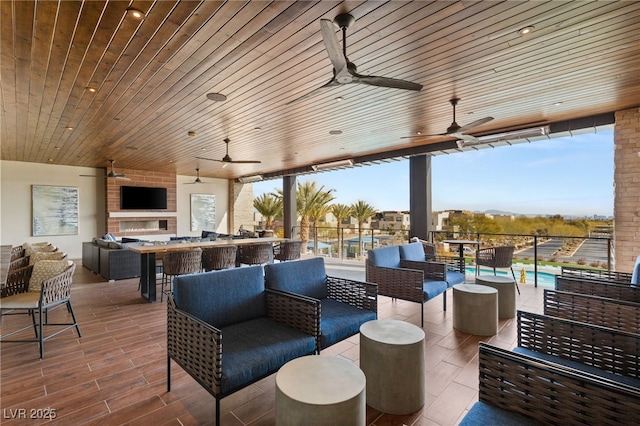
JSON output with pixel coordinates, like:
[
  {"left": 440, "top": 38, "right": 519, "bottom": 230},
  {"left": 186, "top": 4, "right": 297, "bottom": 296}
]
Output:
[{"left": 1, "top": 1, "right": 639, "bottom": 180}]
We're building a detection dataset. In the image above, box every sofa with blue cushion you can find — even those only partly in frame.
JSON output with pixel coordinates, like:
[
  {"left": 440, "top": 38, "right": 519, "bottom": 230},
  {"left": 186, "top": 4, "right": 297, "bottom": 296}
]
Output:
[
  {"left": 166, "top": 265, "right": 319, "bottom": 425},
  {"left": 264, "top": 257, "right": 377, "bottom": 351},
  {"left": 366, "top": 242, "right": 465, "bottom": 326},
  {"left": 460, "top": 343, "right": 640, "bottom": 425}
]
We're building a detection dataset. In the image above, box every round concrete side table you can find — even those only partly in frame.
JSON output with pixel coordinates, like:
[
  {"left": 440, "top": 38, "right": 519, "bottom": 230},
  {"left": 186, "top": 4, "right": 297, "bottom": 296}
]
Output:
[
  {"left": 275, "top": 355, "right": 366, "bottom": 426},
  {"left": 359, "top": 319, "right": 425, "bottom": 415},
  {"left": 475, "top": 275, "right": 517, "bottom": 319},
  {"left": 452, "top": 284, "right": 498, "bottom": 336}
]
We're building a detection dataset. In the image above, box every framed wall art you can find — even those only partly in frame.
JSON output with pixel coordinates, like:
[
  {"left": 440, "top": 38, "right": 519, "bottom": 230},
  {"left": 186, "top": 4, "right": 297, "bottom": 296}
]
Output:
[
  {"left": 32, "top": 185, "right": 79, "bottom": 236},
  {"left": 190, "top": 193, "right": 216, "bottom": 232}
]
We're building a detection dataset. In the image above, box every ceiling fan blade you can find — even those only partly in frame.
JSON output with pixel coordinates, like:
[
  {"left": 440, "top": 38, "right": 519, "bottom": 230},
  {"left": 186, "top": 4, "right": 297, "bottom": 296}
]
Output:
[
  {"left": 228, "top": 160, "right": 262, "bottom": 164},
  {"left": 457, "top": 116, "right": 494, "bottom": 133},
  {"left": 354, "top": 74, "right": 423, "bottom": 91},
  {"left": 287, "top": 78, "right": 340, "bottom": 105},
  {"left": 451, "top": 133, "right": 479, "bottom": 144},
  {"left": 320, "top": 19, "right": 347, "bottom": 73},
  {"left": 196, "top": 156, "right": 225, "bottom": 163}
]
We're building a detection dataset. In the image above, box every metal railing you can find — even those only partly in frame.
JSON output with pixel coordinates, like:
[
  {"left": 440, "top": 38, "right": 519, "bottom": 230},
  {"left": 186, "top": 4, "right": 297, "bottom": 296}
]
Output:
[{"left": 245, "top": 224, "right": 614, "bottom": 287}]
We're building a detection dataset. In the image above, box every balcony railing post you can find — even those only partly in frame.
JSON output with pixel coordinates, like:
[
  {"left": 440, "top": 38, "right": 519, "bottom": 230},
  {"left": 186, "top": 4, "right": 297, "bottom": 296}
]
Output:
[
  {"left": 533, "top": 235, "right": 538, "bottom": 288},
  {"left": 607, "top": 238, "right": 612, "bottom": 272}
]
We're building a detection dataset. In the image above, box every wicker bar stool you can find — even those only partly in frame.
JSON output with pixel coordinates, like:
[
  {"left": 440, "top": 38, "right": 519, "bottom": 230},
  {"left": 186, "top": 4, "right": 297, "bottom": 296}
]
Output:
[
  {"left": 161, "top": 249, "right": 202, "bottom": 301},
  {"left": 202, "top": 245, "right": 237, "bottom": 271},
  {"left": 239, "top": 243, "right": 272, "bottom": 266},
  {"left": 10, "top": 246, "right": 25, "bottom": 261},
  {"left": 274, "top": 240, "right": 302, "bottom": 262}
]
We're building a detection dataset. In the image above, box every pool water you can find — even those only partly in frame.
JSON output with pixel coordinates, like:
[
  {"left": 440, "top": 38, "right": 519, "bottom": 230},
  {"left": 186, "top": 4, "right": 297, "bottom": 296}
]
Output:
[{"left": 464, "top": 267, "right": 556, "bottom": 288}]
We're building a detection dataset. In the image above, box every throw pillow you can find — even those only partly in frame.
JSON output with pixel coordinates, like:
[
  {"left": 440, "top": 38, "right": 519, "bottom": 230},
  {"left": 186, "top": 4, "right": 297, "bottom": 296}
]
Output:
[
  {"left": 28, "top": 260, "right": 70, "bottom": 293},
  {"left": 29, "top": 251, "right": 66, "bottom": 265}
]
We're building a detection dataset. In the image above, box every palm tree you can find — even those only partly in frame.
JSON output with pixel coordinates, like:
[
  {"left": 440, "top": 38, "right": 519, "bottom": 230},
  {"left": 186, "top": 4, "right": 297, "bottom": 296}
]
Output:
[
  {"left": 291, "top": 181, "right": 335, "bottom": 253},
  {"left": 351, "top": 200, "right": 378, "bottom": 259},
  {"left": 331, "top": 203, "right": 353, "bottom": 258},
  {"left": 253, "top": 193, "right": 282, "bottom": 230}
]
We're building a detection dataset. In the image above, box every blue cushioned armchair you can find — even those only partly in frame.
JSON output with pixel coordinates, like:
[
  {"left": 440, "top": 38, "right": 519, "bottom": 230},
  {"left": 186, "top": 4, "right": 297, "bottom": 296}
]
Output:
[
  {"left": 264, "top": 257, "right": 377, "bottom": 351},
  {"left": 167, "top": 265, "right": 318, "bottom": 425},
  {"left": 366, "top": 242, "right": 465, "bottom": 326}
]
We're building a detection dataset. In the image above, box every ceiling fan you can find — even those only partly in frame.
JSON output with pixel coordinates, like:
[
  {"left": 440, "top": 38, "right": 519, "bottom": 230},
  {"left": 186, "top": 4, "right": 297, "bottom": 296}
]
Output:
[
  {"left": 196, "top": 138, "right": 261, "bottom": 166},
  {"left": 403, "top": 98, "right": 494, "bottom": 146},
  {"left": 184, "top": 167, "right": 209, "bottom": 184},
  {"left": 288, "top": 13, "right": 423, "bottom": 104},
  {"left": 80, "top": 159, "right": 129, "bottom": 180}
]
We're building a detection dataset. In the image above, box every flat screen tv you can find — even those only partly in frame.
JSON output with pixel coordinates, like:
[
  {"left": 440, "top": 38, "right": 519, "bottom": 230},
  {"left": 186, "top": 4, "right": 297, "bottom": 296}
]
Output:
[{"left": 120, "top": 186, "right": 167, "bottom": 210}]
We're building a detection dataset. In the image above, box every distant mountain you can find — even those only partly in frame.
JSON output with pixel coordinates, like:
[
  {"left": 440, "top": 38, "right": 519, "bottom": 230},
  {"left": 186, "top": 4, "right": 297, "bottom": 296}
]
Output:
[{"left": 478, "top": 209, "right": 519, "bottom": 216}]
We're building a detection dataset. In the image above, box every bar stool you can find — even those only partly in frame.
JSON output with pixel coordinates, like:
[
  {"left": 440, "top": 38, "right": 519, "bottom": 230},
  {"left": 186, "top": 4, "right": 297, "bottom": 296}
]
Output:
[
  {"left": 239, "top": 243, "right": 272, "bottom": 266},
  {"left": 161, "top": 249, "right": 202, "bottom": 301},
  {"left": 274, "top": 240, "right": 302, "bottom": 262},
  {"left": 202, "top": 245, "right": 237, "bottom": 271}
]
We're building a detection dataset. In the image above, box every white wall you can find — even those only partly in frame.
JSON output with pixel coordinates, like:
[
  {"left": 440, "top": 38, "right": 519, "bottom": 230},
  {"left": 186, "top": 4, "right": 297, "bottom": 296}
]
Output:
[
  {"left": 1, "top": 160, "right": 105, "bottom": 259},
  {"left": 1, "top": 160, "right": 231, "bottom": 259},
  {"left": 176, "top": 174, "right": 230, "bottom": 237}
]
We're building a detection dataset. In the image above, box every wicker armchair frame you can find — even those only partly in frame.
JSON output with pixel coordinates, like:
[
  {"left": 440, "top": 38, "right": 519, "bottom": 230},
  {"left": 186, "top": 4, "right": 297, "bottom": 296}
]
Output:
[
  {"left": 472, "top": 343, "right": 640, "bottom": 425},
  {"left": 517, "top": 310, "right": 640, "bottom": 380},
  {"left": 366, "top": 258, "right": 447, "bottom": 326},
  {"left": 273, "top": 240, "right": 302, "bottom": 262},
  {"left": 560, "top": 265, "right": 632, "bottom": 283},
  {"left": 167, "top": 289, "right": 319, "bottom": 426},
  {"left": 410, "top": 237, "right": 464, "bottom": 272},
  {"left": 201, "top": 246, "right": 237, "bottom": 271},
  {"left": 475, "top": 246, "right": 519, "bottom": 294},
  {"left": 556, "top": 276, "right": 640, "bottom": 302},
  {"left": 8, "top": 256, "right": 29, "bottom": 274},
  {"left": 161, "top": 249, "right": 202, "bottom": 302},
  {"left": 239, "top": 242, "right": 272, "bottom": 265},
  {"left": 544, "top": 289, "right": 640, "bottom": 334},
  {"left": 10, "top": 246, "right": 25, "bottom": 261},
  {"left": 2, "top": 264, "right": 34, "bottom": 298},
  {"left": 0, "top": 263, "right": 80, "bottom": 358}
]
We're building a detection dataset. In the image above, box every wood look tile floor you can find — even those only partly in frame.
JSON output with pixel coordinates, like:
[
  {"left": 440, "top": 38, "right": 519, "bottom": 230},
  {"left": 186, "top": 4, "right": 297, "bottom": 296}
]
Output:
[{"left": 1, "top": 258, "right": 545, "bottom": 425}]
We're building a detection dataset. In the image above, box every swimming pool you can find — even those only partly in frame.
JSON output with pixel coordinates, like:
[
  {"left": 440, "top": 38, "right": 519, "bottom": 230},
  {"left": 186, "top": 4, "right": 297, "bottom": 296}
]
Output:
[{"left": 465, "top": 267, "right": 556, "bottom": 287}]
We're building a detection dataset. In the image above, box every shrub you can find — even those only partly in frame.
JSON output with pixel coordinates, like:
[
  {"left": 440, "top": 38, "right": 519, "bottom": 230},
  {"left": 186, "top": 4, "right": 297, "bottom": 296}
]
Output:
[{"left": 576, "top": 258, "right": 586, "bottom": 265}]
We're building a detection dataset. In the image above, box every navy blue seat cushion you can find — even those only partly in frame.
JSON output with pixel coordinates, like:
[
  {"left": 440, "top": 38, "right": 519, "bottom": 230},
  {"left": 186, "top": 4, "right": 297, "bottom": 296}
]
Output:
[
  {"left": 513, "top": 347, "right": 640, "bottom": 388},
  {"left": 264, "top": 257, "right": 328, "bottom": 299},
  {"left": 423, "top": 280, "right": 448, "bottom": 301},
  {"left": 173, "top": 265, "right": 266, "bottom": 328},
  {"left": 459, "top": 401, "right": 541, "bottom": 426},
  {"left": 398, "top": 242, "right": 425, "bottom": 261},
  {"left": 319, "top": 299, "right": 376, "bottom": 349},
  {"left": 446, "top": 271, "right": 465, "bottom": 286},
  {"left": 221, "top": 317, "right": 316, "bottom": 393},
  {"left": 368, "top": 245, "right": 401, "bottom": 268}
]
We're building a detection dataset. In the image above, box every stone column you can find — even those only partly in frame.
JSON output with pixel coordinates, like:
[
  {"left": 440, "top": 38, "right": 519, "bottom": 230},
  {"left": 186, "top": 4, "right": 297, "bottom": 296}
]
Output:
[{"left": 614, "top": 107, "right": 640, "bottom": 272}]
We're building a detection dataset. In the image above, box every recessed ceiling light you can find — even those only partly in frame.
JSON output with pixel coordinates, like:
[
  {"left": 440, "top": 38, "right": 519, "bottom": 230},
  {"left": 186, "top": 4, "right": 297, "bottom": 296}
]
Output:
[
  {"left": 254, "top": 126, "right": 262, "bottom": 131},
  {"left": 335, "top": 96, "right": 344, "bottom": 101},
  {"left": 329, "top": 130, "right": 342, "bottom": 135},
  {"left": 188, "top": 131, "right": 197, "bottom": 137},
  {"left": 518, "top": 26, "right": 535, "bottom": 35},
  {"left": 206, "top": 93, "right": 227, "bottom": 102},
  {"left": 48, "top": 158, "right": 53, "bottom": 162},
  {"left": 553, "top": 101, "right": 564, "bottom": 106},
  {"left": 126, "top": 7, "right": 145, "bottom": 20},
  {"left": 66, "top": 126, "right": 73, "bottom": 130},
  {"left": 86, "top": 87, "right": 96, "bottom": 92}
]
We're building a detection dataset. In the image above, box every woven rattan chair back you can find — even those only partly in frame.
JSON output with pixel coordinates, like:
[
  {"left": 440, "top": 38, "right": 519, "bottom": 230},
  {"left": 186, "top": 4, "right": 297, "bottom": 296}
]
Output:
[
  {"left": 8, "top": 256, "right": 29, "bottom": 273},
  {"left": 161, "top": 249, "right": 202, "bottom": 301},
  {"left": 202, "top": 245, "right": 237, "bottom": 271},
  {"left": 239, "top": 243, "right": 272, "bottom": 265},
  {"left": 10, "top": 246, "right": 25, "bottom": 261},
  {"left": 476, "top": 245, "right": 518, "bottom": 294},
  {"left": 0, "top": 262, "right": 80, "bottom": 358},
  {"left": 274, "top": 240, "right": 302, "bottom": 262}
]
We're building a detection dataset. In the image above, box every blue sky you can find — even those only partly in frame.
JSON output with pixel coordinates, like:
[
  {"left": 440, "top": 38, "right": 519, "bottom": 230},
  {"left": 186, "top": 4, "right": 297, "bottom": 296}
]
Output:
[{"left": 253, "top": 130, "right": 614, "bottom": 217}]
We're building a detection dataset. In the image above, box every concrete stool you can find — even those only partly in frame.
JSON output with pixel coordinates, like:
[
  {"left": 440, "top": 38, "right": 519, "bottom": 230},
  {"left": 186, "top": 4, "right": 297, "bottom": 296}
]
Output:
[
  {"left": 475, "top": 275, "right": 517, "bottom": 319},
  {"left": 453, "top": 284, "right": 498, "bottom": 336},
  {"left": 275, "top": 355, "right": 366, "bottom": 425},
  {"left": 359, "top": 319, "right": 425, "bottom": 414}
]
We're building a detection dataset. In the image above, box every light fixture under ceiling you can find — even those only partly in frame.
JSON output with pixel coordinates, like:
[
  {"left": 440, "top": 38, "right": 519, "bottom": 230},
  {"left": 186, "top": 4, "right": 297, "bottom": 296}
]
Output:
[
  {"left": 312, "top": 159, "right": 354, "bottom": 171},
  {"left": 237, "top": 174, "right": 263, "bottom": 183},
  {"left": 126, "top": 7, "right": 145, "bottom": 20},
  {"left": 518, "top": 25, "right": 535, "bottom": 35},
  {"left": 456, "top": 126, "right": 549, "bottom": 148}
]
